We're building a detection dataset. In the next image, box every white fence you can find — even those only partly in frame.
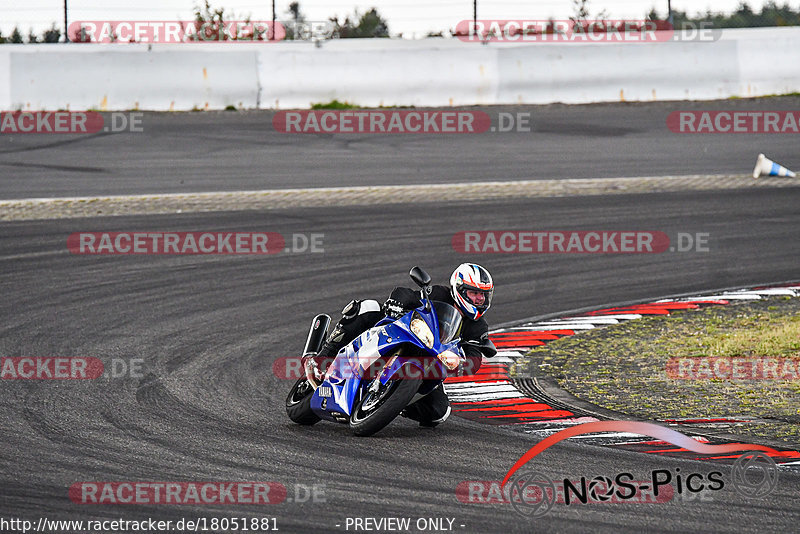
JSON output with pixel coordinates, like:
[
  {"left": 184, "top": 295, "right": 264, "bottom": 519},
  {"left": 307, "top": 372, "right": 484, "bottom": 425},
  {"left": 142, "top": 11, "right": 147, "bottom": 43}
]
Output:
[{"left": 1, "top": 27, "right": 798, "bottom": 111}]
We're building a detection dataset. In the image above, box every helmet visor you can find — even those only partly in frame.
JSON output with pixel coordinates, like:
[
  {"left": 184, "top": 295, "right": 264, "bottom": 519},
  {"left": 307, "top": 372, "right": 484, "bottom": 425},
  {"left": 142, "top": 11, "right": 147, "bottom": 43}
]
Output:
[{"left": 459, "top": 287, "right": 493, "bottom": 311}]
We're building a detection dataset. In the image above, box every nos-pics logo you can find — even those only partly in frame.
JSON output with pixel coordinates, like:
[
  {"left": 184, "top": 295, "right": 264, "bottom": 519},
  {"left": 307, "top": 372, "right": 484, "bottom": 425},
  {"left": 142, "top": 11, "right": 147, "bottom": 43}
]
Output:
[{"left": 503, "top": 422, "right": 783, "bottom": 518}]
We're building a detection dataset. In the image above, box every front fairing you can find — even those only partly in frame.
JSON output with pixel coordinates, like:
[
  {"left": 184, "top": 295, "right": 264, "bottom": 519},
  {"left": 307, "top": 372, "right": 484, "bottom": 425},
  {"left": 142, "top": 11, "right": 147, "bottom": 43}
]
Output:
[{"left": 376, "top": 336, "right": 462, "bottom": 386}]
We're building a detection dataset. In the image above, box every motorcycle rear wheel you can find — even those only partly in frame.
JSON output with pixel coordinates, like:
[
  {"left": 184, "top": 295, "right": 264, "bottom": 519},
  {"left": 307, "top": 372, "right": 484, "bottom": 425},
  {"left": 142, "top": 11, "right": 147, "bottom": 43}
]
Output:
[{"left": 285, "top": 377, "right": 321, "bottom": 425}]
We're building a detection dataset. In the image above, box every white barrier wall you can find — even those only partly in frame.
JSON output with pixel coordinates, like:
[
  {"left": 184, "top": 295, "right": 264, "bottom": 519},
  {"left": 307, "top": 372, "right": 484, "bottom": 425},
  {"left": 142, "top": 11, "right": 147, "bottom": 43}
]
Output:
[
  {"left": 1, "top": 27, "right": 798, "bottom": 111},
  {"left": 496, "top": 40, "right": 742, "bottom": 104},
  {"left": 5, "top": 45, "right": 260, "bottom": 111},
  {"left": 256, "top": 41, "right": 500, "bottom": 108},
  {"left": 734, "top": 28, "right": 800, "bottom": 97},
  {"left": 0, "top": 49, "right": 10, "bottom": 110}
]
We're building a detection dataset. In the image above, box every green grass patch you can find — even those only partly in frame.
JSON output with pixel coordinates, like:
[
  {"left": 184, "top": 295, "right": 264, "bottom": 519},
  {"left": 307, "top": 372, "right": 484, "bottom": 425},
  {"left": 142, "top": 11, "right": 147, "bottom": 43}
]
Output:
[
  {"left": 515, "top": 296, "right": 800, "bottom": 445},
  {"left": 698, "top": 314, "right": 800, "bottom": 358},
  {"left": 728, "top": 92, "right": 800, "bottom": 99}
]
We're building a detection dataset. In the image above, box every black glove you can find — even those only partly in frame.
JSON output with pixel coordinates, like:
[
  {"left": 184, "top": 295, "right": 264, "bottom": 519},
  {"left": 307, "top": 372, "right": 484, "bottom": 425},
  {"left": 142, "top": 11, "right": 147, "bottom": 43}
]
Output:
[
  {"left": 382, "top": 298, "right": 407, "bottom": 319},
  {"left": 389, "top": 286, "right": 423, "bottom": 309}
]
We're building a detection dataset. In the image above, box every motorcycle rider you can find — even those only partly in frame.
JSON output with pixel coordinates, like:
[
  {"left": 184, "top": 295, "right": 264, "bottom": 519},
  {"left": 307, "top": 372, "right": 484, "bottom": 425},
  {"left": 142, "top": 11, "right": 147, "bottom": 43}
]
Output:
[{"left": 303, "top": 263, "right": 496, "bottom": 427}]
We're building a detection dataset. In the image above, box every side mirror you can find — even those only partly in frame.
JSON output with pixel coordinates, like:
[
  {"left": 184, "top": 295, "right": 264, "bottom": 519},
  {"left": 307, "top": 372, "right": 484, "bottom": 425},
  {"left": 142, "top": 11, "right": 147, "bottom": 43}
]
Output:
[{"left": 409, "top": 266, "right": 431, "bottom": 288}]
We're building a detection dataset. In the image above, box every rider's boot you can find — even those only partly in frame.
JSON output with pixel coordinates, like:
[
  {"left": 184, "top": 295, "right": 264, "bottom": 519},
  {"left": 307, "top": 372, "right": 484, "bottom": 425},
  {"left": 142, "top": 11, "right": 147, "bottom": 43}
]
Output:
[{"left": 400, "top": 385, "right": 451, "bottom": 427}]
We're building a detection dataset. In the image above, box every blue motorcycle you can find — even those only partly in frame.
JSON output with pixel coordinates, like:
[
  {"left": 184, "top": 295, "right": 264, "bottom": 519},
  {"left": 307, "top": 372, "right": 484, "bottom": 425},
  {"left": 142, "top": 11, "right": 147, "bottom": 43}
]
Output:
[{"left": 285, "top": 267, "right": 465, "bottom": 436}]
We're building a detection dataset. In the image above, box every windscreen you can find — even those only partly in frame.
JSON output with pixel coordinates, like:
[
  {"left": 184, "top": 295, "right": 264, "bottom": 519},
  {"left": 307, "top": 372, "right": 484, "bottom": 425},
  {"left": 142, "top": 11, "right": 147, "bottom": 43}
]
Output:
[{"left": 432, "top": 301, "right": 462, "bottom": 344}]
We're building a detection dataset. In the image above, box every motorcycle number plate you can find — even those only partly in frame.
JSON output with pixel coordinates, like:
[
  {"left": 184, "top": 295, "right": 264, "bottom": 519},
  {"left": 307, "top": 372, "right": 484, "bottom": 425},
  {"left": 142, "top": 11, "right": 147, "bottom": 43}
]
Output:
[{"left": 317, "top": 386, "right": 332, "bottom": 398}]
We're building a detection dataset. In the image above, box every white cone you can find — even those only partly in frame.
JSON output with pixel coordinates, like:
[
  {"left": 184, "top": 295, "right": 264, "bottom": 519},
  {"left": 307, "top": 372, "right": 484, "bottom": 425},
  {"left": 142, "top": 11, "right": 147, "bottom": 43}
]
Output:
[{"left": 753, "top": 153, "right": 796, "bottom": 179}]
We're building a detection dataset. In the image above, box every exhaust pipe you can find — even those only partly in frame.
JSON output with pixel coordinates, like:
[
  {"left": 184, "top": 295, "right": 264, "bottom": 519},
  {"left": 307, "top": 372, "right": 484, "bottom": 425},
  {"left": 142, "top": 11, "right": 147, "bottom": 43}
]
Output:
[{"left": 303, "top": 314, "right": 331, "bottom": 356}]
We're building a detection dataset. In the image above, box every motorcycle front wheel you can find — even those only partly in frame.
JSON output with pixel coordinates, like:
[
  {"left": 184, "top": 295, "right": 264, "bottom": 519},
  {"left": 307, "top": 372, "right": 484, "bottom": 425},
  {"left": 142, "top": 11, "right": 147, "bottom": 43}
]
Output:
[{"left": 349, "top": 373, "right": 422, "bottom": 436}]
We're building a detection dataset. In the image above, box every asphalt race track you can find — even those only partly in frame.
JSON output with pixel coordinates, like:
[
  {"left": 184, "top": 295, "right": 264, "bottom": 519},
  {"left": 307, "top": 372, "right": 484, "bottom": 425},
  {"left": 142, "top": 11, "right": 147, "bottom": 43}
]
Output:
[
  {"left": 1, "top": 98, "right": 799, "bottom": 199},
  {"left": 1, "top": 102, "right": 800, "bottom": 533}
]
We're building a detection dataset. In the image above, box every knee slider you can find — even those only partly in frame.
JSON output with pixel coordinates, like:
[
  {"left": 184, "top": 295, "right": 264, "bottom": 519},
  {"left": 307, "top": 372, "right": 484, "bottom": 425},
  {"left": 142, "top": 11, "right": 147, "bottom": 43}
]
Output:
[{"left": 340, "top": 299, "right": 361, "bottom": 323}]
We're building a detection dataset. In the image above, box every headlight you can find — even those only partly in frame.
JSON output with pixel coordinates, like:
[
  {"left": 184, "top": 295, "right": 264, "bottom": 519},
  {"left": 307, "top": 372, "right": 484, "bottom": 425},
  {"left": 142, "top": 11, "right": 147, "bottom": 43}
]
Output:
[
  {"left": 437, "top": 350, "right": 461, "bottom": 371},
  {"left": 410, "top": 316, "right": 434, "bottom": 348}
]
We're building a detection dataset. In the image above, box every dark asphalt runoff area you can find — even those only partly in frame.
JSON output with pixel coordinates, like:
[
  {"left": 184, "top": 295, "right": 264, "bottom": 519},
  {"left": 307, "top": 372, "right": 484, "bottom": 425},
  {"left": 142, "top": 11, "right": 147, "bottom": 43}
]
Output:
[
  {"left": 0, "top": 97, "right": 799, "bottom": 199},
  {"left": 1, "top": 101, "right": 799, "bottom": 533}
]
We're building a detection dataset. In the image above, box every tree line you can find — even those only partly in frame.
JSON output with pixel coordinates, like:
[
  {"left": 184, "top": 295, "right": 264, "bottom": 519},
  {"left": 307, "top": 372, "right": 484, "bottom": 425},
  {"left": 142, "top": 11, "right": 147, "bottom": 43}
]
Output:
[
  {"left": 650, "top": 1, "right": 800, "bottom": 28},
  {"left": 0, "top": 1, "right": 389, "bottom": 43},
  {"left": 0, "top": 23, "right": 61, "bottom": 43}
]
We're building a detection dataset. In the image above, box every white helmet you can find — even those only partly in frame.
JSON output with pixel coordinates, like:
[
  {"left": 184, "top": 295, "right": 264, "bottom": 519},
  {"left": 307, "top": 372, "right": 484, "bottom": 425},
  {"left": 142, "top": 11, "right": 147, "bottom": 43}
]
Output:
[{"left": 450, "top": 263, "right": 494, "bottom": 320}]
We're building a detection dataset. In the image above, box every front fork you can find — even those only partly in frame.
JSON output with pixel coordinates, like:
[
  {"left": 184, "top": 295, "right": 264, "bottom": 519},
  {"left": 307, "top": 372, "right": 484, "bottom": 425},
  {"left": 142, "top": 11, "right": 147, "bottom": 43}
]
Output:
[{"left": 365, "top": 352, "right": 441, "bottom": 404}]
